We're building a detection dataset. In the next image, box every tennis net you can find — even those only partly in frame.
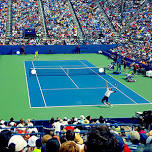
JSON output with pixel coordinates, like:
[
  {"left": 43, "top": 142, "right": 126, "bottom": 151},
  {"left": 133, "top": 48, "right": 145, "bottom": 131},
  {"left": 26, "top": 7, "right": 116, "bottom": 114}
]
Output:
[{"left": 30, "top": 67, "right": 104, "bottom": 76}]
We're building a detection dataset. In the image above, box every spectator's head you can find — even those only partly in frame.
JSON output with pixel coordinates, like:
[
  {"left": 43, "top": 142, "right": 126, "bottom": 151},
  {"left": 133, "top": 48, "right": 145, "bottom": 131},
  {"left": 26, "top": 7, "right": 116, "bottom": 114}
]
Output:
[
  {"left": 60, "top": 135, "right": 67, "bottom": 144},
  {"left": 63, "top": 117, "right": 68, "bottom": 121},
  {"left": 36, "top": 139, "right": 42, "bottom": 148},
  {"left": 136, "top": 125, "right": 145, "bottom": 132},
  {"left": 80, "top": 115, "right": 85, "bottom": 120},
  {"left": 129, "top": 131, "right": 140, "bottom": 144},
  {"left": 66, "top": 130, "right": 75, "bottom": 141},
  {"left": 99, "top": 116, "right": 105, "bottom": 123},
  {"left": 50, "top": 118, "right": 55, "bottom": 124},
  {"left": 10, "top": 117, "right": 14, "bottom": 122},
  {"left": 59, "top": 141, "right": 80, "bottom": 152},
  {"left": 86, "top": 115, "right": 91, "bottom": 121},
  {"left": 85, "top": 126, "right": 122, "bottom": 152},
  {"left": 19, "top": 118, "right": 24, "bottom": 125},
  {"left": 41, "top": 134, "right": 52, "bottom": 144},
  {"left": 46, "top": 137, "right": 60, "bottom": 152}
]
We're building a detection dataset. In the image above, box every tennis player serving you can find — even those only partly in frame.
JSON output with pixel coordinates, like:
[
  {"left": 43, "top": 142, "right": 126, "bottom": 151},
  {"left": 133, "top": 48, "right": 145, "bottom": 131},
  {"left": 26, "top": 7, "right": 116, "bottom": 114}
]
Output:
[{"left": 101, "top": 81, "right": 116, "bottom": 107}]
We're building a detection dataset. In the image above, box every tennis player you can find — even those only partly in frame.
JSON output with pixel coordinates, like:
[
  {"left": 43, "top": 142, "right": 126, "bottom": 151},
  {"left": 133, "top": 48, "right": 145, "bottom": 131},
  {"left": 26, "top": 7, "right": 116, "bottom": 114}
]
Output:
[
  {"left": 101, "top": 81, "right": 116, "bottom": 107},
  {"left": 34, "top": 50, "right": 39, "bottom": 60}
]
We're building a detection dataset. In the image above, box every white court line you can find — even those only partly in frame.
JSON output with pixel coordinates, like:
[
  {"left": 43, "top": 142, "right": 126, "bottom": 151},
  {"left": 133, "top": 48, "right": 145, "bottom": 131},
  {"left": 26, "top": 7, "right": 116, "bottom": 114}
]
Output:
[
  {"left": 24, "top": 62, "right": 32, "bottom": 108},
  {"left": 42, "top": 86, "right": 106, "bottom": 91},
  {"left": 30, "top": 102, "right": 152, "bottom": 108},
  {"left": 79, "top": 60, "right": 138, "bottom": 104},
  {"left": 60, "top": 66, "right": 79, "bottom": 88},
  {"left": 32, "top": 61, "right": 47, "bottom": 107}
]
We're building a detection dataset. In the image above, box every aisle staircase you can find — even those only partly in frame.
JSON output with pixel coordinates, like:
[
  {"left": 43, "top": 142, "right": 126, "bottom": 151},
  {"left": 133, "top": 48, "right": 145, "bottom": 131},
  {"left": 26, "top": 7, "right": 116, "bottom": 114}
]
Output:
[{"left": 5, "top": 0, "right": 12, "bottom": 44}]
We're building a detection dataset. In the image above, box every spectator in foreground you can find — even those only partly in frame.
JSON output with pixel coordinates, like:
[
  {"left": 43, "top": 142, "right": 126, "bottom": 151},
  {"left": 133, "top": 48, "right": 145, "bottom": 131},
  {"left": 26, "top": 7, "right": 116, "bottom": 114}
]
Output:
[
  {"left": 0, "top": 130, "right": 12, "bottom": 151},
  {"left": 127, "top": 131, "right": 140, "bottom": 151},
  {"left": 46, "top": 137, "right": 60, "bottom": 152},
  {"left": 33, "top": 139, "right": 42, "bottom": 152},
  {"left": 135, "top": 144, "right": 152, "bottom": 152},
  {"left": 8, "top": 135, "right": 27, "bottom": 152},
  {"left": 85, "top": 126, "right": 122, "bottom": 152}
]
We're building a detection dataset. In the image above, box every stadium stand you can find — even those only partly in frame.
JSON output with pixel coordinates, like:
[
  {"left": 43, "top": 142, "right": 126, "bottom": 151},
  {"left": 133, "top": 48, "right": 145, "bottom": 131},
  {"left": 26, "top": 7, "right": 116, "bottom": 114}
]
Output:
[
  {"left": 11, "top": 0, "right": 44, "bottom": 45},
  {"left": 0, "top": 0, "right": 151, "bottom": 46},
  {"left": 42, "top": 0, "right": 79, "bottom": 45},
  {"left": 0, "top": 0, "right": 152, "bottom": 151},
  {"left": 0, "top": 0, "right": 8, "bottom": 45}
]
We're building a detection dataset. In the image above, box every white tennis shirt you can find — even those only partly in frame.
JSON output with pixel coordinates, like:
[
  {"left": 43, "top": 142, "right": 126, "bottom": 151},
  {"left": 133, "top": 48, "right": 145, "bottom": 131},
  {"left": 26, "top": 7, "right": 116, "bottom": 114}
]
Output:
[{"left": 105, "top": 88, "right": 115, "bottom": 97}]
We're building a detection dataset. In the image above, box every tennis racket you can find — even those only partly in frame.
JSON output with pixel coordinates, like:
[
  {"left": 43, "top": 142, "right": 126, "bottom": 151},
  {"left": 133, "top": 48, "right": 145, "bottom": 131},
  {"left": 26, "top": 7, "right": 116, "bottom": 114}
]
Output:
[{"left": 114, "top": 83, "right": 118, "bottom": 91}]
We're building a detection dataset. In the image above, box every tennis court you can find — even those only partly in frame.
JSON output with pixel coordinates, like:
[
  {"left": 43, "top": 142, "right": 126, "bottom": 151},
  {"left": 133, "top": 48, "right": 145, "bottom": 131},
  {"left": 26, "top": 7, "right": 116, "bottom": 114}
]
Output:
[{"left": 24, "top": 60, "right": 150, "bottom": 108}]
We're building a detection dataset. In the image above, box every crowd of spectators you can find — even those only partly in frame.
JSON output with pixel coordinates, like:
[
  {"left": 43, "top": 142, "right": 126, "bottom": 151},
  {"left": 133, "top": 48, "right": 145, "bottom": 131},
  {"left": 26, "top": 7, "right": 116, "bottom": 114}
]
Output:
[
  {"left": 108, "top": 41, "right": 152, "bottom": 74},
  {"left": 1, "top": 115, "right": 152, "bottom": 152},
  {"left": 99, "top": 0, "right": 146, "bottom": 32},
  {"left": 122, "top": 1, "right": 152, "bottom": 43},
  {"left": 71, "top": 0, "right": 116, "bottom": 44},
  {"left": 10, "top": 0, "right": 44, "bottom": 45},
  {"left": 99, "top": 0, "right": 122, "bottom": 32},
  {"left": 122, "top": 0, "right": 146, "bottom": 26},
  {"left": 0, "top": 0, "right": 8, "bottom": 45},
  {"left": 42, "top": 0, "right": 79, "bottom": 45}
]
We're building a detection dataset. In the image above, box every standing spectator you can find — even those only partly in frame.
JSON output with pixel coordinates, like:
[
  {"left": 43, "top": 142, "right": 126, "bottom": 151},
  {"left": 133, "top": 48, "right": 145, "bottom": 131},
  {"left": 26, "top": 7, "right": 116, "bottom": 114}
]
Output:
[
  {"left": 123, "top": 59, "right": 127, "bottom": 71},
  {"left": 20, "top": 46, "right": 25, "bottom": 54},
  {"left": 16, "top": 118, "right": 26, "bottom": 131},
  {"left": 75, "top": 45, "right": 80, "bottom": 54},
  {"left": 8, "top": 117, "right": 16, "bottom": 127}
]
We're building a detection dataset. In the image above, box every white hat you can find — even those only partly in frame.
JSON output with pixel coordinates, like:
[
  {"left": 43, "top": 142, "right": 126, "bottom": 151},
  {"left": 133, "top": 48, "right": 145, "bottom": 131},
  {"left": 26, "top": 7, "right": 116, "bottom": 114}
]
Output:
[
  {"left": 74, "top": 118, "right": 78, "bottom": 122},
  {"left": 80, "top": 115, "right": 85, "bottom": 120},
  {"left": 28, "top": 135, "right": 39, "bottom": 147},
  {"left": 8, "top": 135, "right": 27, "bottom": 151},
  {"left": 129, "top": 131, "right": 140, "bottom": 141},
  {"left": 0, "top": 120, "right": 5, "bottom": 124},
  {"left": 60, "top": 119, "right": 63, "bottom": 123},
  {"left": 64, "top": 117, "right": 67, "bottom": 120}
]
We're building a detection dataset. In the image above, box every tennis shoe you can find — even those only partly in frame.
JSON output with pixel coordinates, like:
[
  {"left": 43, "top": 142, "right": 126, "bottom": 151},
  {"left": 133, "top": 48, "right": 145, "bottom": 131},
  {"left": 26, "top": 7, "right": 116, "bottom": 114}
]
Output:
[
  {"left": 103, "top": 103, "right": 107, "bottom": 106},
  {"left": 109, "top": 104, "right": 113, "bottom": 108}
]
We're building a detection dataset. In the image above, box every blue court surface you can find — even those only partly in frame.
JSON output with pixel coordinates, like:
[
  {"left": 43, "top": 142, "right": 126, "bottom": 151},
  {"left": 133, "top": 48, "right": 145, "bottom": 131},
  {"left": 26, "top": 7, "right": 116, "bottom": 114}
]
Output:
[{"left": 24, "top": 60, "right": 150, "bottom": 108}]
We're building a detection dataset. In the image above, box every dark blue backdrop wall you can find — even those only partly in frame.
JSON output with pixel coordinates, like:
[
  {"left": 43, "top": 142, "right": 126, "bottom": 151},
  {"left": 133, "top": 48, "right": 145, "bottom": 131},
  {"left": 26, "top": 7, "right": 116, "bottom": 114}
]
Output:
[{"left": 0, "top": 44, "right": 119, "bottom": 55}]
